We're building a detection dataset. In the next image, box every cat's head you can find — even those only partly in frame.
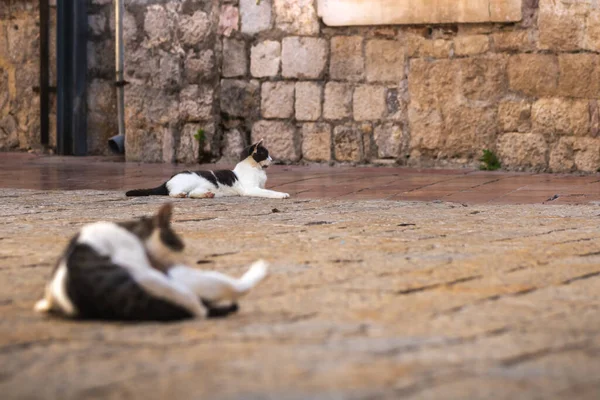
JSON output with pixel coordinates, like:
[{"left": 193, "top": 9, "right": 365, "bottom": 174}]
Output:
[
  {"left": 242, "top": 139, "right": 272, "bottom": 168},
  {"left": 118, "top": 203, "right": 184, "bottom": 267}
]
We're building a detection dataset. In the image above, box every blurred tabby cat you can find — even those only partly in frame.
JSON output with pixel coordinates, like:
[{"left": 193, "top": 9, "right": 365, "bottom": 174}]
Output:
[{"left": 34, "top": 203, "right": 268, "bottom": 321}]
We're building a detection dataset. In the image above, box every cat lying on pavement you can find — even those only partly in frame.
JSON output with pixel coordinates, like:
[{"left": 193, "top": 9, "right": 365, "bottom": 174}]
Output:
[
  {"left": 34, "top": 203, "right": 268, "bottom": 321},
  {"left": 125, "top": 140, "right": 290, "bottom": 200}
]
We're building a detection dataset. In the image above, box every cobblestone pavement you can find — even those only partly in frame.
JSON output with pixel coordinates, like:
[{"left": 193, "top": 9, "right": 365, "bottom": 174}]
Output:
[{"left": 1, "top": 188, "right": 600, "bottom": 399}]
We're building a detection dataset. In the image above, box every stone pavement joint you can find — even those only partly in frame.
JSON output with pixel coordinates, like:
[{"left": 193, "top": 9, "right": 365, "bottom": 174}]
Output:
[{"left": 1, "top": 189, "right": 600, "bottom": 399}]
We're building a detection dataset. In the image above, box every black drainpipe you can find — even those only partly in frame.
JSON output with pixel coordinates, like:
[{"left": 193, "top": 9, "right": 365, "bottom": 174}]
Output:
[{"left": 56, "top": 0, "right": 87, "bottom": 155}]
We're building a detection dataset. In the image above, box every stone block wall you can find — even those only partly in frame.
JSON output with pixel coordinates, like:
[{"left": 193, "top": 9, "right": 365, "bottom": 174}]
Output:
[
  {"left": 0, "top": 1, "right": 56, "bottom": 152},
  {"left": 4, "top": 0, "right": 600, "bottom": 172}
]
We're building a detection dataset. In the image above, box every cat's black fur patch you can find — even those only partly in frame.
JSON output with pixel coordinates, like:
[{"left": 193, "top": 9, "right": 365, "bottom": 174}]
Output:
[
  {"left": 65, "top": 244, "right": 195, "bottom": 321},
  {"left": 212, "top": 170, "right": 238, "bottom": 187},
  {"left": 252, "top": 145, "right": 269, "bottom": 163},
  {"left": 117, "top": 214, "right": 184, "bottom": 252},
  {"left": 201, "top": 299, "right": 239, "bottom": 318},
  {"left": 195, "top": 170, "right": 218, "bottom": 187}
]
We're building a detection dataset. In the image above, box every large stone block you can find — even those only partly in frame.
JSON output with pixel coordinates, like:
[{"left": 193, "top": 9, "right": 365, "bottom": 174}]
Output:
[
  {"left": 353, "top": 85, "right": 386, "bottom": 121},
  {"left": 295, "top": 82, "right": 322, "bottom": 121},
  {"left": 282, "top": 37, "right": 328, "bottom": 79},
  {"left": 221, "top": 128, "right": 247, "bottom": 163},
  {"left": 185, "top": 50, "right": 215, "bottom": 82},
  {"left": 240, "top": 0, "right": 272, "bottom": 34},
  {"left": 179, "top": 11, "right": 210, "bottom": 47},
  {"left": 585, "top": 11, "right": 600, "bottom": 52},
  {"left": 274, "top": 0, "right": 319, "bottom": 35},
  {"left": 508, "top": 54, "right": 559, "bottom": 97},
  {"left": 557, "top": 54, "right": 600, "bottom": 98},
  {"left": 454, "top": 35, "right": 489, "bottom": 56},
  {"left": 408, "top": 58, "right": 457, "bottom": 109},
  {"left": 549, "top": 137, "right": 575, "bottom": 173},
  {"left": 251, "top": 120, "right": 299, "bottom": 162},
  {"left": 497, "top": 133, "right": 548, "bottom": 170},
  {"left": 144, "top": 5, "right": 171, "bottom": 47},
  {"left": 125, "top": 127, "right": 164, "bottom": 163},
  {"left": 261, "top": 82, "right": 295, "bottom": 119},
  {"left": 443, "top": 105, "right": 497, "bottom": 158},
  {"left": 334, "top": 124, "right": 362, "bottom": 162},
  {"left": 365, "top": 40, "right": 405, "bottom": 83},
  {"left": 498, "top": 100, "right": 531, "bottom": 133},
  {"left": 409, "top": 106, "right": 445, "bottom": 153},
  {"left": 88, "top": 14, "right": 107, "bottom": 36},
  {"left": 532, "top": 98, "right": 589, "bottom": 137},
  {"left": 406, "top": 34, "right": 452, "bottom": 58},
  {"left": 538, "top": 3, "right": 584, "bottom": 51},
  {"left": 323, "top": 82, "right": 352, "bottom": 120},
  {"left": 491, "top": 30, "right": 533, "bottom": 52},
  {"left": 330, "top": 36, "right": 364, "bottom": 82},
  {"left": 222, "top": 39, "right": 247, "bottom": 78},
  {"left": 220, "top": 79, "right": 260, "bottom": 118},
  {"left": 218, "top": 4, "right": 239, "bottom": 37},
  {"left": 573, "top": 137, "right": 600, "bottom": 172},
  {"left": 374, "top": 123, "right": 403, "bottom": 159},
  {"left": 179, "top": 85, "right": 213, "bottom": 121},
  {"left": 176, "top": 123, "right": 201, "bottom": 164},
  {"left": 251, "top": 40, "right": 281, "bottom": 78},
  {"left": 458, "top": 55, "right": 507, "bottom": 103},
  {"left": 302, "top": 123, "right": 332, "bottom": 161},
  {"left": 7, "top": 18, "right": 39, "bottom": 64}
]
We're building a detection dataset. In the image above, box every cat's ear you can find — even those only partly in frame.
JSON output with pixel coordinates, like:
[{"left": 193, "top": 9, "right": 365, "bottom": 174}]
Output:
[
  {"left": 252, "top": 138, "right": 264, "bottom": 150},
  {"left": 156, "top": 203, "right": 173, "bottom": 228}
]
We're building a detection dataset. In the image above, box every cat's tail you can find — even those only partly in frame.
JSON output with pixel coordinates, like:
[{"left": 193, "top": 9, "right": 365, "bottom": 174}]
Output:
[{"left": 125, "top": 183, "right": 169, "bottom": 197}]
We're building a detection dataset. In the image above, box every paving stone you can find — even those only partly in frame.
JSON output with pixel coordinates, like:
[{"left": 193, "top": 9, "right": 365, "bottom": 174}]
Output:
[
  {"left": 261, "top": 81, "right": 295, "bottom": 119},
  {"left": 251, "top": 120, "right": 299, "bottom": 161},
  {"left": 323, "top": 82, "right": 353, "bottom": 120},
  {"left": 330, "top": 36, "right": 364, "bottom": 82},
  {"left": 302, "top": 122, "right": 331, "bottom": 162},
  {"left": 295, "top": 82, "right": 322, "bottom": 121},
  {"left": 365, "top": 40, "right": 405, "bottom": 83},
  {"left": 273, "top": 0, "right": 319, "bottom": 35},
  {"left": 454, "top": 34, "right": 490, "bottom": 56},
  {"left": 353, "top": 85, "right": 387, "bottom": 121},
  {"left": 251, "top": 40, "right": 281, "bottom": 78},
  {"left": 240, "top": 0, "right": 272, "bottom": 34},
  {"left": 222, "top": 39, "right": 247, "bottom": 78},
  {"left": 282, "top": 37, "right": 328, "bottom": 79}
]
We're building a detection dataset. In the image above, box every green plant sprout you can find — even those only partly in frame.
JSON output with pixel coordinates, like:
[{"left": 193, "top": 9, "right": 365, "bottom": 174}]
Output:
[{"left": 479, "top": 149, "right": 501, "bottom": 171}]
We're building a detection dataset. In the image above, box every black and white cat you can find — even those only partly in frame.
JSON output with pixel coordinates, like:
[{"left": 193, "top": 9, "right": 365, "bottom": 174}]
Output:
[
  {"left": 34, "top": 203, "right": 269, "bottom": 321},
  {"left": 125, "top": 140, "right": 290, "bottom": 199}
]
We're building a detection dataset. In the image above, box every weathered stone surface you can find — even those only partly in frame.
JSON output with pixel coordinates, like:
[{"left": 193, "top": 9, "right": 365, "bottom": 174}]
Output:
[
  {"left": 317, "top": 0, "right": 522, "bottom": 25},
  {"left": 220, "top": 128, "right": 247, "bottom": 163},
  {"left": 353, "top": 85, "right": 386, "bottom": 121},
  {"left": 240, "top": 0, "right": 272, "bottom": 34},
  {"left": 185, "top": 50, "right": 215, "bottom": 82},
  {"left": 220, "top": 79, "right": 260, "bottom": 118},
  {"left": 323, "top": 82, "right": 353, "bottom": 120},
  {"left": 274, "top": 0, "right": 319, "bottom": 35},
  {"left": 261, "top": 82, "right": 295, "bottom": 119},
  {"left": 454, "top": 35, "right": 490, "bottom": 56},
  {"left": 0, "top": 114, "right": 19, "bottom": 150},
  {"left": 144, "top": 5, "right": 172, "bottom": 47},
  {"left": 532, "top": 98, "right": 590, "bottom": 137},
  {"left": 251, "top": 120, "right": 299, "bottom": 161},
  {"left": 365, "top": 40, "right": 405, "bottom": 83},
  {"left": 491, "top": 30, "right": 533, "bottom": 52},
  {"left": 251, "top": 41, "right": 281, "bottom": 78},
  {"left": 374, "top": 123, "right": 403, "bottom": 159},
  {"left": 4, "top": 186, "right": 600, "bottom": 399},
  {"left": 125, "top": 127, "right": 164, "bottom": 162},
  {"left": 498, "top": 100, "right": 531, "bottom": 133},
  {"left": 585, "top": 11, "right": 600, "bottom": 52},
  {"left": 408, "top": 58, "right": 457, "bottom": 109},
  {"left": 538, "top": 3, "right": 584, "bottom": 51},
  {"left": 88, "top": 14, "right": 106, "bottom": 36},
  {"left": 302, "top": 122, "right": 332, "bottom": 161},
  {"left": 87, "top": 79, "right": 117, "bottom": 154},
  {"left": 295, "top": 82, "right": 322, "bottom": 121},
  {"left": 176, "top": 123, "right": 201, "bottom": 164},
  {"left": 409, "top": 106, "right": 445, "bottom": 154},
  {"left": 282, "top": 37, "right": 328, "bottom": 79},
  {"left": 218, "top": 4, "right": 239, "bottom": 37},
  {"left": 7, "top": 17, "right": 38, "bottom": 63},
  {"left": 443, "top": 105, "right": 497, "bottom": 158},
  {"left": 573, "top": 137, "right": 600, "bottom": 172},
  {"left": 334, "top": 124, "right": 362, "bottom": 162},
  {"left": 557, "top": 54, "right": 600, "bottom": 98},
  {"left": 179, "top": 11, "right": 210, "bottom": 48},
  {"left": 458, "top": 55, "right": 507, "bottom": 102},
  {"left": 222, "top": 39, "right": 247, "bottom": 78},
  {"left": 497, "top": 133, "right": 548, "bottom": 170},
  {"left": 508, "top": 54, "right": 559, "bottom": 97},
  {"left": 406, "top": 34, "right": 452, "bottom": 58},
  {"left": 330, "top": 36, "right": 364, "bottom": 82},
  {"left": 549, "top": 137, "right": 575, "bottom": 173},
  {"left": 179, "top": 84, "right": 213, "bottom": 121}
]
